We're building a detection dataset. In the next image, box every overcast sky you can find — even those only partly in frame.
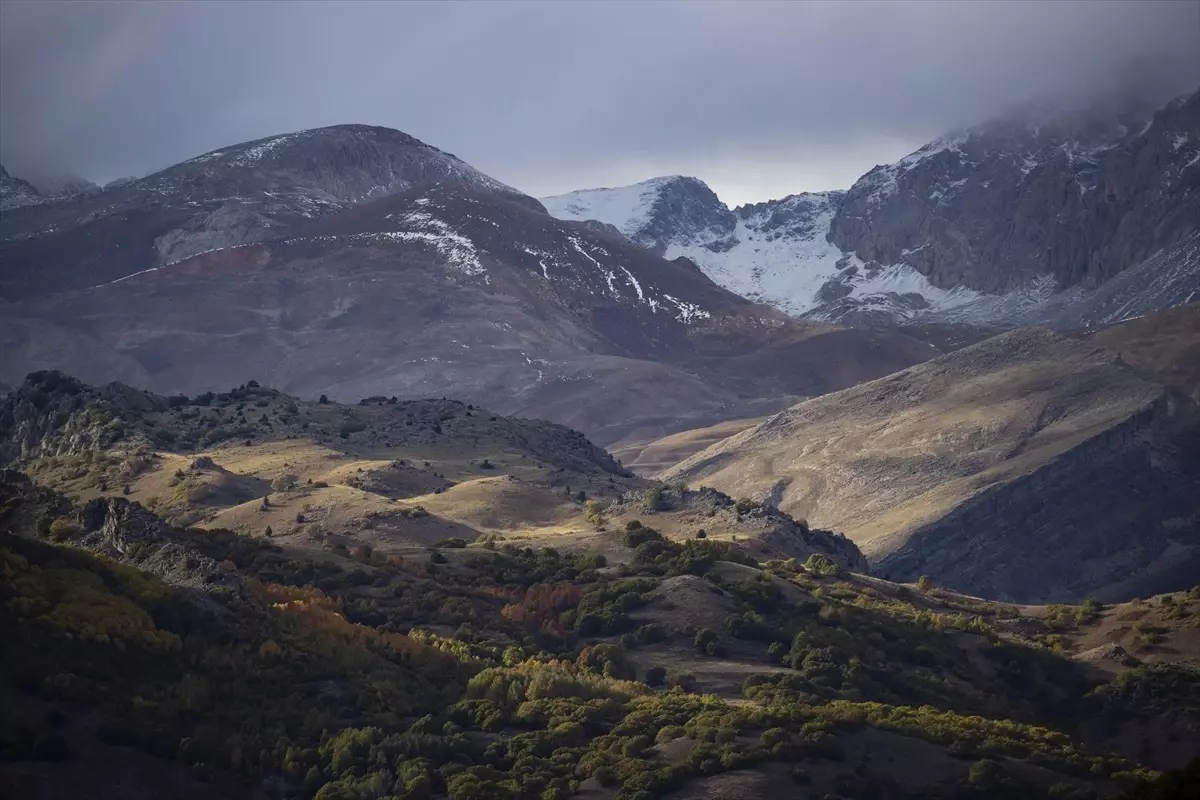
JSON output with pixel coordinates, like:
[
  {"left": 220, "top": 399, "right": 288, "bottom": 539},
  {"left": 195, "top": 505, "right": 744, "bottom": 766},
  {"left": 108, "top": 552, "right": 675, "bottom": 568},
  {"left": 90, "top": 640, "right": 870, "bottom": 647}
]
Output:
[{"left": 2, "top": 1, "right": 1197, "bottom": 206}]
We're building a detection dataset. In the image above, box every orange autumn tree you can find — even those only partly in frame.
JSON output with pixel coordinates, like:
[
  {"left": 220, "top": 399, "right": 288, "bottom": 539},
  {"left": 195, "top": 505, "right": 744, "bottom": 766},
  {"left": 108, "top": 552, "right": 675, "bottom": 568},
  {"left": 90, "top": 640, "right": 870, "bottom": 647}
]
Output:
[{"left": 500, "top": 582, "right": 582, "bottom": 633}]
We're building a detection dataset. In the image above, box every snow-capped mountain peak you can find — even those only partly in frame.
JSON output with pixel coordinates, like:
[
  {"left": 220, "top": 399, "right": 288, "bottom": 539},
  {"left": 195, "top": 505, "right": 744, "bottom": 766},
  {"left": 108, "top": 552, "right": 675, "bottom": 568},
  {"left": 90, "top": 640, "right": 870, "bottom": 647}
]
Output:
[
  {"left": 540, "top": 177, "right": 947, "bottom": 317},
  {"left": 543, "top": 86, "right": 1200, "bottom": 329}
]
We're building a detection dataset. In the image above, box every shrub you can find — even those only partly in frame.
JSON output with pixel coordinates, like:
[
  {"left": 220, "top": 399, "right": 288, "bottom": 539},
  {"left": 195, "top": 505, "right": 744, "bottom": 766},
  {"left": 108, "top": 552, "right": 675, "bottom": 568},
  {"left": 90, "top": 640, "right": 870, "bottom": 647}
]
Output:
[
  {"left": 804, "top": 553, "right": 842, "bottom": 577},
  {"left": 339, "top": 421, "right": 367, "bottom": 438},
  {"left": 968, "top": 758, "right": 1008, "bottom": 788},
  {"left": 693, "top": 628, "right": 719, "bottom": 653},
  {"left": 48, "top": 518, "right": 80, "bottom": 542},
  {"left": 270, "top": 474, "right": 299, "bottom": 492},
  {"left": 635, "top": 623, "right": 667, "bottom": 644},
  {"left": 670, "top": 674, "right": 697, "bottom": 693},
  {"left": 917, "top": 575, "right": 933, "bottom": 591},
  {"left": 644, "top": 667, "right": 667, "bottom": 686},
  {"left": 643, "top": 487, "right": 667, "bottom": 512},
  {"left": 623, "top": 526, "right": 664, "bottom": 549},
  {"left": 734, "top": 497, "right": 759, "bottom": 515}
]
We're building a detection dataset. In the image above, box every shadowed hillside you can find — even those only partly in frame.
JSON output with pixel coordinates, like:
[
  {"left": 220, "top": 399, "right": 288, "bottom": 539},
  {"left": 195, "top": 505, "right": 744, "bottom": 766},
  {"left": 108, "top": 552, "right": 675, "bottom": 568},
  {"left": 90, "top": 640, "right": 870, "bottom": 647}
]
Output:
[{"left": 663, "top": 327, "right": 1200, "bottom": 603}]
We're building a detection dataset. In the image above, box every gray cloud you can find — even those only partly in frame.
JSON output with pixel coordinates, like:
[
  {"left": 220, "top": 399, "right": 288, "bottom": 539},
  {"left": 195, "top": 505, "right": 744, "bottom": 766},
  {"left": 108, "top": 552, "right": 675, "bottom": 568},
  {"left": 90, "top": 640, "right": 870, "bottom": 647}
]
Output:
[{"left": 2, "top": 0, "right": 1197, "bottom": 205}]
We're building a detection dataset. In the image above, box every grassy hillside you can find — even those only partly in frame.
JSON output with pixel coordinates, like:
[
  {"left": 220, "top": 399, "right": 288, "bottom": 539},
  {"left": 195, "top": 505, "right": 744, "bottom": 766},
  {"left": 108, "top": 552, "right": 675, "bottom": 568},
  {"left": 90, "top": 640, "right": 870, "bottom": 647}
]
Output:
[{"left": 661, "top": 328, "right": 1200, "bottom": 603}]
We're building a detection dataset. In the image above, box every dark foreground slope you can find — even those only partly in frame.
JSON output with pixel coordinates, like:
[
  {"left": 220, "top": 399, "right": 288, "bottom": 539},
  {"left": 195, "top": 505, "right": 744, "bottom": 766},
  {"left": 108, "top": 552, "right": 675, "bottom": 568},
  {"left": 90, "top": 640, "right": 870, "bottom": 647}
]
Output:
[
  {"left": 4, "top": 460, "right": 1199, "bottom": 800},
  {"left": 664, "top": 327, "right": 1200, "bottom": 603}
]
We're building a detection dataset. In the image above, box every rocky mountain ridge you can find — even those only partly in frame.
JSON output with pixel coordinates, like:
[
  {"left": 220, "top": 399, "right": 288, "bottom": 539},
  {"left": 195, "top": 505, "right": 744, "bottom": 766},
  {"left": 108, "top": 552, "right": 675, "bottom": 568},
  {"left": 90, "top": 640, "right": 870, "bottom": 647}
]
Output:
[{"left": 542, "top": 87, "right": 1200, "bottom": 328}]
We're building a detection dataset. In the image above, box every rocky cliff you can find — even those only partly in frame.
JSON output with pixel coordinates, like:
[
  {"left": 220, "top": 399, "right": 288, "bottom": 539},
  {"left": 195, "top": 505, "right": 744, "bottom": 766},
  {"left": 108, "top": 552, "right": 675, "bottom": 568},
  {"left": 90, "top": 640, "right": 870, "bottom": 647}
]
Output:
[{"left": 827, "top": 89, "right": 1200, "bottom": 314}]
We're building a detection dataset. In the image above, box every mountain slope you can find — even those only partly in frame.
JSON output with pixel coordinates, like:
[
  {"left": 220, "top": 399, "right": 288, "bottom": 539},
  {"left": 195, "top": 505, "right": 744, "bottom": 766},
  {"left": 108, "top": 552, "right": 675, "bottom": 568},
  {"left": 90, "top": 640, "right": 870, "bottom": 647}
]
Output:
[
  {"left": 543, "top": 88, "right": 1200, "bottom": 328},
  {"left": 0, "top": 124, "right": 541, "bottom": 300},
  {"left": 0, "top": 163, "right": 44, "bottom": 211},
  {"left": 662, "top": 327, "right": 1200, "bottom": 603},
  {"left": 5, "top": 441, "right": 1199, "bottom": 798},
  {"left": 0, "top": 141, "right": 937, "bottom": 447},
  {"left": 543, "top": 178, "right": 878, "bottom": 316}
]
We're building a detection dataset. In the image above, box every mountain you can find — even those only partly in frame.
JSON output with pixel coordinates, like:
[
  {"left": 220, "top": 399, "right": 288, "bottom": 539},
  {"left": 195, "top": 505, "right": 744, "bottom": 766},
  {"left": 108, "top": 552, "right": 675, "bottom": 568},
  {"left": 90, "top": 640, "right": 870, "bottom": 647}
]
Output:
[
  {"left": 542, "top": 88, "right": 1200, "bottom": 328},
  {"left": 0, "top": 127, "right": 937, "bottom": 447},
  {"left": 828, "top": 87, "right": 1200, "bottom": 327},
  {"left": 0, "top": 163, "right": 44, "bottom": 211},
  {"left": 662, "top": 325, "right": 1200, "bottom": 603},
  {"left": 0, "top": 124, "right": 541, "bottom": 300}
]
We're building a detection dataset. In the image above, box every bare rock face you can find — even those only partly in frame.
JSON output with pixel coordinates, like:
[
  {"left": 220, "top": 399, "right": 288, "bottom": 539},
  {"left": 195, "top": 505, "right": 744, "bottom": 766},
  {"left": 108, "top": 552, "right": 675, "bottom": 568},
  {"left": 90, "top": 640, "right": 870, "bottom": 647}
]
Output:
[
  {"left": 0, "top": 371, "right": 147, "bottom": 464},
  {"left": 829, "top": 89, "right": 1200, "bottom": 298},
  {"left": 0, "top": 163, "right": 44, "bottom": 211},
  {"left": 77, "top": 495, "right": 247, "bottom": 599},
  {"left": 0, "top": 468, "right": 248, "bottom": 606},
  {"left": 664, "top": 327, "right": 1200, "bottom": 603}
]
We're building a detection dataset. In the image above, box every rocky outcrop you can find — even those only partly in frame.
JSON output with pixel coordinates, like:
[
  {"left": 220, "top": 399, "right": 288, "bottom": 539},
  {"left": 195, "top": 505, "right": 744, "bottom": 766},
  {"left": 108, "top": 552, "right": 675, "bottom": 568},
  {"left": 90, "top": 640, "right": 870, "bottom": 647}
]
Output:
[
  {"left": 77, "top": 495, "right": 248, "bottom": 600},
  {"left": 0, "top": 371, "right": 149, "bottom": 465},
  {"left": 0, "top": 469, "right": 248, "bottom": 606},
  {"left": 0, "top": 163, "right": 43, "bottom": 211},
  {"left": 610, "top": 484, "right": 869, "bottom": 572}
]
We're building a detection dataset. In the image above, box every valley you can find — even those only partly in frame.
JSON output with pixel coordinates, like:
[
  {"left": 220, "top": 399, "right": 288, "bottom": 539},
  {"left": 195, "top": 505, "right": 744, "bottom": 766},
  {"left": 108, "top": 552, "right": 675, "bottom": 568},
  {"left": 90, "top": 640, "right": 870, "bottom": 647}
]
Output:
[
  {"left": 0, "top": 52, "right": 1198, "bottom": 800},
  {"left": 2, "top": 370, "right": 1199, "bottom": 800}
]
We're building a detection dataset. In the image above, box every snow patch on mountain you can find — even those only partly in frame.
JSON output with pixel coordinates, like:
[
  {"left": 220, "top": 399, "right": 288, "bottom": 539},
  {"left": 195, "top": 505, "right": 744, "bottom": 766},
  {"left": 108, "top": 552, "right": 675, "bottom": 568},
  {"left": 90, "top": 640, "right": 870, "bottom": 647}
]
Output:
[
  {"left": 663, "top": 195, "right": 849, "bottom": 314},
  {"left": 382, "top": 209, "right": 485, "bottom": 277},
  {"left": 0, "top": 164, "right": 45, "bottom": 211},
  {"left": 542, "top": 177, "right": 679, "bottom": 239}
]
